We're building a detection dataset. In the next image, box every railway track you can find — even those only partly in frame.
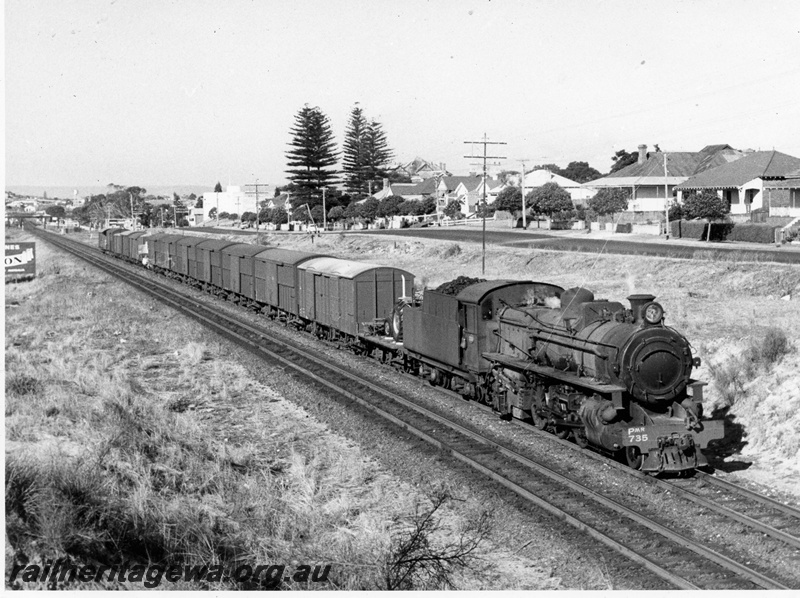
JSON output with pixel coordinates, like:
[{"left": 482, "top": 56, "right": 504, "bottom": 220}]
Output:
[
  {"left": 30, "top": 226, "right": 799, "bottom": 590},
  {"left": 494, "top": 402, "right": 800, "bottom": 552}
]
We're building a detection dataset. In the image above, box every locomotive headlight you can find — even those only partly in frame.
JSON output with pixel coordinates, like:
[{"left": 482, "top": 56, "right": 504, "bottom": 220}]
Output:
[{"left": 643, "top": 302, "right": 664, "bottom": 324}]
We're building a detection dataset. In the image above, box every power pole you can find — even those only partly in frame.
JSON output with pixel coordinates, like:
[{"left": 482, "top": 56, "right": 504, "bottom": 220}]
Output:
[
  {"left": 245, "top": 181, "right": 269, "bottom": 230},
  {"left": 663, "top": 153, "right": 670, "bottom": 240},
  {"left": 322, "top": 187, "right": 327, "bottom": 232},
  {"left": 519, "top": 159, "right": 529, "bottom": 230},
  {"left": 464, "top": 134, "right": 507, "bottom": 275}
]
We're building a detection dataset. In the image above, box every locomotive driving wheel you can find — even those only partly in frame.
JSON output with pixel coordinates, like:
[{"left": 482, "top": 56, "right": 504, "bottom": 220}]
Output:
[{"left": 623, "top": 446, "right": 644, "bottom": 470}]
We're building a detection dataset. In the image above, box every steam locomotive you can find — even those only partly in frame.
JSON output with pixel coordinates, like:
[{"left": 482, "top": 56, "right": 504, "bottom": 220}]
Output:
[{"left": 99, "top": 228, "right": 724, "bottom": 474}]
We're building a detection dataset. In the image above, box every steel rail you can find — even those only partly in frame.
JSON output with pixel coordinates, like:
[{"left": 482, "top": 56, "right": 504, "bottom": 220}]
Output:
[
  {"left": 32, "top": 228, "right": 792, "bottom": 589},
  {"left": 496, "top": 405, "right": 800, "bottom": 550}
]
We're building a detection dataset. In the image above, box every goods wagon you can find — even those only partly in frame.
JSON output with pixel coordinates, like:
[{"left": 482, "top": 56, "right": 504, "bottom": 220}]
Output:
[
  {"left": 99, "top": 227, "right": 127, "bottom": 252},
  {"left": 195, "top": 239, "right": 237, "bottom": 287},
  {"left": 175, "top": 236, "right": 206, "bottom": 279},
  {"left": 146, "top": 233, "right": 186, "bottom": 271},
  {"left": 297, "top": 257, "right": 414, "bottom": 338},
  {"left": 221, "top": 244, "right": 266, "bottom": 299},
  {"left": 111, "top": 229, "right": 130, "bottom": 256},
  {"left": 253, "top": 249, "right": 323, "bottom": 317},
  {"left": 403, "top": 280, "right": 563, "bottom": 376},
  {"left": 122, "top": 231, "right": 149, "bottom": 261}
]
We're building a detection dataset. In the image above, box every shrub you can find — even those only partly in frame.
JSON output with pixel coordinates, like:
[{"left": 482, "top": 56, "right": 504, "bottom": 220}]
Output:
[
  {"left": 6, "top": 374, "right": 42, "bottom": 396},
  {"left": 726, "top": 223, "right": 780, "bottom": 244},
  {"left": 749, "top": 327, "right": 792, "bottom": 367}
]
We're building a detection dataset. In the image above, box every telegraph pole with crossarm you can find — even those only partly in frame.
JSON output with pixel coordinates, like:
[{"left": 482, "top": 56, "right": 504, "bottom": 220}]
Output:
[
  {"left": 245, "top": 182, "right": 270, "bottom": 230},
  {"left": 464, "top": 134, "right": 506, "bottom": 275}
]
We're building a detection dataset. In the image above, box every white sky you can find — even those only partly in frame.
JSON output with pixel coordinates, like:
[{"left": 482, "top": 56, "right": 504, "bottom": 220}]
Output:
[{"left": 5, "top": 0, "right": 800, "bottom": 188}]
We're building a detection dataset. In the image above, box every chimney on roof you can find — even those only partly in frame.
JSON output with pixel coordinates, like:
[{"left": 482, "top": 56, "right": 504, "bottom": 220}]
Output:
[{"left": 638, "top": 144, "right": 647, "bottom": 164}]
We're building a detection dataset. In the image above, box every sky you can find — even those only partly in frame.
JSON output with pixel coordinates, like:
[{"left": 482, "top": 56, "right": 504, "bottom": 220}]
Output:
[{"left": 5, "top": 0, "right": 800, "bottom": 190}]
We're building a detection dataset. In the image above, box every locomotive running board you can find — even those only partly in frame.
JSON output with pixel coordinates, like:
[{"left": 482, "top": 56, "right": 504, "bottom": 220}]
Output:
[{"left": 483, "top": 352, "right": 627, "bottom": 409}]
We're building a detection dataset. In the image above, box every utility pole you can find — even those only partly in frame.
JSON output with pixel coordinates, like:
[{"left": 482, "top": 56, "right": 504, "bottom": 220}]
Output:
[
  {"left": 245, "top": 181, "right": 269, "bottom": 230},
  {"left": 664, "top": 153, "right": 670, "bottom": 240},
  {"left": 464, "top": 134, "right": 507, "bottom": 275},
  {"left": 519, "top": 159, "right": 529, "bottom": 230},
  {"left": 322, "top": 187, "right": 327, "bottom": 232},
  {"left": 129, "top": 192, "right": 136, "bottom": 230}
]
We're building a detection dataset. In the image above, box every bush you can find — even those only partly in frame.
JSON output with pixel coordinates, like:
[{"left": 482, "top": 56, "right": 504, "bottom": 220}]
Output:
[
  {"left": 749, "top": 327, "right": 792, "bottom": 367},
  {"left": 6, "top": 374, "right": 42, "bottom": 396},
  {"left": 726, "top": 223, "right": 780, "bottom": 244}
]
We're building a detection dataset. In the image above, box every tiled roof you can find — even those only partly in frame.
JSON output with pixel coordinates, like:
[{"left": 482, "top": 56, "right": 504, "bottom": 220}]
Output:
[
  {"left": 588, "top": 145, "right": 746, "bottom": 188},
  {"left": 440, "top": 175, "right": 482, "bottom": 191},
  {"left": 676, "top": 151, "right": 800, "bottom": 190}
]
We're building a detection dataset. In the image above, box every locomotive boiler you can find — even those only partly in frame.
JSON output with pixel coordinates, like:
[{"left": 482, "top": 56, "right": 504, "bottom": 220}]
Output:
[{"left": 487, "top": 287, "right": 724, "bottom": 472}]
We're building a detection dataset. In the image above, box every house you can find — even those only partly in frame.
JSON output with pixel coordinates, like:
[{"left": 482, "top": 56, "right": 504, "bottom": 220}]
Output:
[
  {"left": 388, "top": 157, "right": 449, "bottom": 182},
  {"left": 586, "top": 144, "right": 747, "bottom": 214},
  {"left": 523, "top": 169, "right": 595, "bottom": 205},
  {"left": 763, "top": 168, "right": 800, "bottom": 219},
  {"left": 675, "top": 151, "right": 800, "bottom": 217}
]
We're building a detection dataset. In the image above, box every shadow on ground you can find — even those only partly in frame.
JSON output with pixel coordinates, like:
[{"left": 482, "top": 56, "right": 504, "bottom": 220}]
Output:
[{"left": 703, "top": 405, "right": 751, "bottom": 473}]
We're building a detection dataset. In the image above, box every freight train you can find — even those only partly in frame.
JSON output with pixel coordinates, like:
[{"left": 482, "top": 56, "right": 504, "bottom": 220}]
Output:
[{"left": 100, "top": 228, "right": 724, "bottom": 473}]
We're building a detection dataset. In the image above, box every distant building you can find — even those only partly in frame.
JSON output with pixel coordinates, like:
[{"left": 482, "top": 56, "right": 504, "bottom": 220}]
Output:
[{"left": 201, "top": 186, "right": 258, "bottom": 220}]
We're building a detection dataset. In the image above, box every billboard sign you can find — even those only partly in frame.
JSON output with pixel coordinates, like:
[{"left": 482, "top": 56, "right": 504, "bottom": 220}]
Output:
[{"left": 5, "top": 242, "right": 36, "bottom": 279}]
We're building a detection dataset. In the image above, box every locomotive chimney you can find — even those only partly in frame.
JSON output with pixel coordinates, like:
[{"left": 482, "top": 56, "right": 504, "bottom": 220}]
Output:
[{"left": 628, "top": 294, "right": 656, "bottom": 322}]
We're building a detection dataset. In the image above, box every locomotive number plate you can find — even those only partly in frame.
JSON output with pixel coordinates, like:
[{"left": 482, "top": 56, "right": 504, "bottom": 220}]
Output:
[{"left": 623, "top": 426, "right": 650, "bottom": 447}]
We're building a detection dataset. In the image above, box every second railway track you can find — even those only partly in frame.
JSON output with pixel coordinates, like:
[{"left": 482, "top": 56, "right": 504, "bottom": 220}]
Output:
[{"left": 31, "top": 226, "right": 800, "bottom": 590}]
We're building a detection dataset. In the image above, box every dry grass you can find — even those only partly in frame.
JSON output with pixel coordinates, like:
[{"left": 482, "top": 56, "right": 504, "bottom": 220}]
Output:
[{"left": 5, "top": 229, "right": 514, "bottom": 590}]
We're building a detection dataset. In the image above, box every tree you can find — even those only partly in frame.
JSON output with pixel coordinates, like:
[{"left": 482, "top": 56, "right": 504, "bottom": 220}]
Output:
[
  {"left": 45, "top": 205, "right": 66, "bottom": 220},
  {"left": 360, "top": 197, "right": 379, "bottom": 222},
  {"left": 609, "top": 150, "right": 638, "bottom": 174},
  {"left": 527, "top": 182, "right": 573, "bottom": 218},
  {"left": 587, "top": 188, "right": 630, "bottom": 217},
  {"left": 682, "top": 189, "right": 729, "bottom": 220},
  {"left": 219, "top": 211, "right": 230, "bottom": 219},
  {"left": 344, "top": 202, "right": 362, "bottom": 221},
  {"left": 494, "top": 186, "right": 523, "bottom": 214},
  {"left": 443, "top": 199, "right": 463, "bottom": 220},
  {"left": 270, "top": 207, "right": 288, "bottom": 226},
  {"left": 240, "top": 211, "right": 257, "bottom": 223},
  {"left": 682, "top": 189, "right": 730, "bottom": 241},
  {"left": 378, "top": 195, "right": 402, "bottom": 218},
  {"left": 362, "top": 119, "right": 394, "bottom": 194},
  {"left": 561, "top": 161, "right": 601, "bottom": 183},
  {"left": 214, "top": 182, "right": 223, "bottom": 193},
  {"left": 398, "top": 200, "right": 424, "bottom": 216},
  {"left": 194, "top": 195, "right": 203, "bottom": 208},
  {"left": 310, "top": 204, "right": 325, "bottom": 224},
  {"left": 285, "top": 105, "right": 339, "bottom": 207},
  {"left": 342, "top": 104, "right": 368, "bottom": 196},
  {"left": 342, "top": 105, "right": 395, "bottom": 198},
  {"left": 208, "top": 207, "right": 217, "bottom": 219},
  {"left": 420, "top": 196, "right": 437, "bottom": 215},
  {"left": 532, "top": 163, "right": 563, "bottom": 176},
  {"left": 328, "top": 205, "right": 345, "bottom": 222},
  {"left": 476, "top": 202, "right": 495, "bottom": 219}
]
